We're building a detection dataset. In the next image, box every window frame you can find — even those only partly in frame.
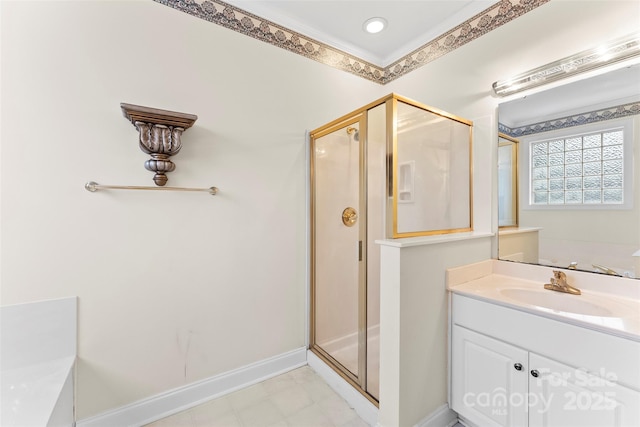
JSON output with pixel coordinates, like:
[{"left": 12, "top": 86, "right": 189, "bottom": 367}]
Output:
[{"left": 520, "top": 117, "right": 634, "bottom": 211}]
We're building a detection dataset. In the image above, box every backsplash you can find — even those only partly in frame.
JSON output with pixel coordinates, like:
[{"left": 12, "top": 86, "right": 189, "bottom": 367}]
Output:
[{"left": 447, "top": 259, "right": 640, "bottom": 301}]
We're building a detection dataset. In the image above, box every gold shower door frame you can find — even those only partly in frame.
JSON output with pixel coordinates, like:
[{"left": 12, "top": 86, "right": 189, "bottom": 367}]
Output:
[
  {"left": 309, "top": 93, "right": 474, "bottom": 405},
  {"left": 309, "top": 112, "right": 376, "bottom": 404}
]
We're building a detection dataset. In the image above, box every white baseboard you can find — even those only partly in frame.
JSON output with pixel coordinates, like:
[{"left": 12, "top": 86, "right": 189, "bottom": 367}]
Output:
[
  {"left": 457, "top": 415, "right": 475, "bottom": 427},
  {"left": 76, "top": 347, "right": 307, "bottom": 427},
  {"left": 412, "top": 404, "right": 458, "bottom": 427},
  {"left": 307, "top": 350, "right": 379, "bottom": 427}
]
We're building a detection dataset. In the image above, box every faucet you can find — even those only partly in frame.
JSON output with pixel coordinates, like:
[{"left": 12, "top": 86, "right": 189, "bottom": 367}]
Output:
[
  {"left": 544, "top": 270, "right": 581, "bottom": 295},
  {"left": 592, "top": 264, "right": 622, "bottom": 276}
]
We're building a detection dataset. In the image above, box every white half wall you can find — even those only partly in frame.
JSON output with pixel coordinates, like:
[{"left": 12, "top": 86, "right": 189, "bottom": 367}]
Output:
[{"left": 377, "top": 235, "right": 493, "bottom": 427}]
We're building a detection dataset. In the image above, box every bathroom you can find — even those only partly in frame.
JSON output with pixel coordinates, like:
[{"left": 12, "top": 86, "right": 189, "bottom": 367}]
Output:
[{"left": 1, "top": 1, "right": 638, "bottom": 426}]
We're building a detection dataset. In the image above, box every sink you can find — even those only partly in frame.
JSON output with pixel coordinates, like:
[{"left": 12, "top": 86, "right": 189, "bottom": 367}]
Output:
[
  {"left": 499, "top": 288, "right": 616, "bottom": 317},
  {"left": 447, "top": 270, "right": 640, "bottom": 337}
]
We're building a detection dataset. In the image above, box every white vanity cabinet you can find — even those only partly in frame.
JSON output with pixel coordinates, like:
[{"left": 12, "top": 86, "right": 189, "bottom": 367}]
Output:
[
  {"left": 451, "top": 325, "right": 528, "bottom": 426},
  {"left": 528, "top": 353, "right": 640, "bottom": 427},
  {"left": 450, "top": 294, "right": 640, "bottom": 427}
]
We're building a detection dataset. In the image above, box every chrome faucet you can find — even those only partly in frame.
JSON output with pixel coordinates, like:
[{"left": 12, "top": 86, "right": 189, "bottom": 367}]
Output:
[{"left": 544, "top": 270, "right": 581, "bottom": 295}]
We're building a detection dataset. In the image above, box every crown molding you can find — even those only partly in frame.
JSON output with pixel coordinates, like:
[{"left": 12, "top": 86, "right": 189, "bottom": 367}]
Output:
[{"left": 153, "top": 0, "right": 550, "bottom": 84}]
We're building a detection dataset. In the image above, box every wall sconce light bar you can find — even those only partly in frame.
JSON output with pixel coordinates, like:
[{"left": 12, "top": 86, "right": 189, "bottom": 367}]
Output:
[{"left": 493, "top": 32, "right": 640, "bottom": 97}]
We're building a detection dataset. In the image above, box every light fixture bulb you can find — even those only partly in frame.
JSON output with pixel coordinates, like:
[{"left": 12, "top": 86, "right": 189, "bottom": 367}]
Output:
[
  {"left": 492, "top": 32, "right": 640, "bottom": 96},
  {"left": 364, "top": 17, "right": 387, "bottom": 34}
]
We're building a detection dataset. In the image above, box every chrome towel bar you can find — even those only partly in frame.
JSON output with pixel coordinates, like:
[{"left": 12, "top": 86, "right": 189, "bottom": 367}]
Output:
[{"left": 85, "top": 181, "right": 218, "bottom": 195}]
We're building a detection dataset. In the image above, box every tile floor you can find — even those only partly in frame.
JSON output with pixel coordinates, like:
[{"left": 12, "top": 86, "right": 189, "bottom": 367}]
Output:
[{"left": 144, "top": 366, "right": 371, "bottom": 427}]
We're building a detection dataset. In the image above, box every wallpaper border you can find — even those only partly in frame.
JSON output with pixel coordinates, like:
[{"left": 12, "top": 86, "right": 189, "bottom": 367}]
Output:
[
  {"left": 499, "top": 102, "right": 640, "bottom": 138},
  {"left": 153, "top": 0, "right": 551, "bottom": 85}
]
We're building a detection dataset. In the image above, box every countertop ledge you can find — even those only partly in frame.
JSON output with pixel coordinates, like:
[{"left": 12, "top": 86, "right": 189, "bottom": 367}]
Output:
[
  {"left": 448, "top": 272, "right": 640, "bottom": 342},
  {"left": 376, "top": 231, "right": 493, "bottom": 248},
  {"left": 498, "top": 226, "right": 542, "bottom": 235}
]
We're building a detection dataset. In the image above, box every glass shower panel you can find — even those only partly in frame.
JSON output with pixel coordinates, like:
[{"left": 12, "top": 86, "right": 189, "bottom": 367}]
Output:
[
  {"left": 313, "top": 121, "right": 362, "bottom": 378},
  {"left": 394, "top": 100, "right": 472, "bottom": 237},
  {"left": 365, "top": 104, "right": 386, "bottom": 400}
]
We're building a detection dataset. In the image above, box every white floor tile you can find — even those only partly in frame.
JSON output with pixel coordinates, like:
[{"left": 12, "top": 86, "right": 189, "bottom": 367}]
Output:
[
  {"left": 269, "top": 384, "right": 314, "bottom": 417},
  {"left": 143, "top": 366, "right": 372, "bottom": 427},
  {"left": 236, "top": 400, "right": 285, "bottom": 427},
  {"left": 197, "top": 411, "right": 243, "bottom": 427},
  {"left": 190, "top": 398, "right": 238, "bottom": 426},
  {"left": 299, "top": 378, "right": 336, "bottom": 403},
  {"left": 228, "top": 383, "right": 270, "bottom": 412},
  {"left": 284, "top": 403, "right": 335, "bottom": 427},
  {"left": 315, "top": 395, "right": 359, "bottom": 426},
  {"left": 262, "top": 373, "right": 298, "bottom": 395},
  {"left": 336, "top": 417, "right": 370, "bottom": 427}
]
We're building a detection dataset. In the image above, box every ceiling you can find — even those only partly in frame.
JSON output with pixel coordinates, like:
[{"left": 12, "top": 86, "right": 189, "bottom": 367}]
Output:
[{"left": 223, "top": 0, "right": 499, "bottom": 66}]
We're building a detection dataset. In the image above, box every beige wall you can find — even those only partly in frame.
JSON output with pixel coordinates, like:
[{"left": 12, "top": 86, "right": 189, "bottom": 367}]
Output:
[
  {"left": 0, "top": 0, "right": 384, "bottom": 419},
  {"left": 2, "top": 0, "right": 639, "bottom": 422}
]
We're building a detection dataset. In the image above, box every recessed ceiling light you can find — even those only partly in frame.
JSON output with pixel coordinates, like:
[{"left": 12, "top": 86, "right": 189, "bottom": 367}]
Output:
[{"left": 363, "top": 17, "right": 387, "bottom": 34}]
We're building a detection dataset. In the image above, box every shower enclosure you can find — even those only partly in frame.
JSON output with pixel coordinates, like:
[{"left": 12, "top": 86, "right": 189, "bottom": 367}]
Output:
[{"left": 309, "top": 94, "right": 473, "bottom": 403}]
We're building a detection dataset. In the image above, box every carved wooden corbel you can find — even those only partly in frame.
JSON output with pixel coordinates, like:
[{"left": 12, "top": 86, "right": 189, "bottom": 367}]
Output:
[{"left": 121, "top": 103, "right": 198, "bottom": 186}]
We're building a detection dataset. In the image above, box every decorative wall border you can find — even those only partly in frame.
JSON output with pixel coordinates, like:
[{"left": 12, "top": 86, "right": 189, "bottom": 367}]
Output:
[
  {"left": 154, "top": 0, "right": 550, "bottom": 85},
  {"left": 499, "top": 101, "right": 640, "bottom": 138},
  {"left": 384, "top": 0, "right": 550, "bottom": 82},
  {"left": 154, "top": 0, "right": 385, "bottom": 83}
]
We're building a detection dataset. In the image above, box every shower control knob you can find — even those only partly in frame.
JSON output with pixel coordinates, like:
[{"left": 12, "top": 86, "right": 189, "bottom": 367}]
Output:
[
  {"left": 531, "top": 369, "right": 540, "bottom": 378},
  {"left": 342, "top": 207, "right": 358, "bottom": 227},
  {"left": 514, "top": 363, "right": 523, "bottom": 371}
]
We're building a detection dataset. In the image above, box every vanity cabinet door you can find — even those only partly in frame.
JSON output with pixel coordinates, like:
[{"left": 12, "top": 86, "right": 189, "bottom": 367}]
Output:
[
  {"left": 451, "top": 325, "right": 529, "bottom": 427},
  {"left": 528, "top": 353, "right": 640, "bottom": 427}
]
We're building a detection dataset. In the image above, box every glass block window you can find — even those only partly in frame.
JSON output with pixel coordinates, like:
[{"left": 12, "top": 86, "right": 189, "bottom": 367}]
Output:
[{"left": 530, "top": 128, "right": 624, "bottom": 205}]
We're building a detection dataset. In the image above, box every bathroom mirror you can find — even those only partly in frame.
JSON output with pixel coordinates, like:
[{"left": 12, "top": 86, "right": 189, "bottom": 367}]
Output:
[
  {"left": 498, "top": 133, "right": 518, "bottom": 228},
  {"left": 497, "top": 64, "right": 640, "bottom": 278}
]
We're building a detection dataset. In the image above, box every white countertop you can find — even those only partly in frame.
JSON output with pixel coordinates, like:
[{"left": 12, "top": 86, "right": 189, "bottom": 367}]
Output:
[
  {"left": 376, "top": 231, "right": 493, "bottom": 248},
  {"left": 447, "top": 261, "right": 640, "bottom": 342},
  {"left": 1, "top": 356, "right": 75, "bottom": 427}
]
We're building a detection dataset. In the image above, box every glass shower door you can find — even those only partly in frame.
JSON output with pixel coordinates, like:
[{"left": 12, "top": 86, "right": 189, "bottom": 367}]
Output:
[{"left": 311, "top": 117, "right": 365, "bottom": 384}]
